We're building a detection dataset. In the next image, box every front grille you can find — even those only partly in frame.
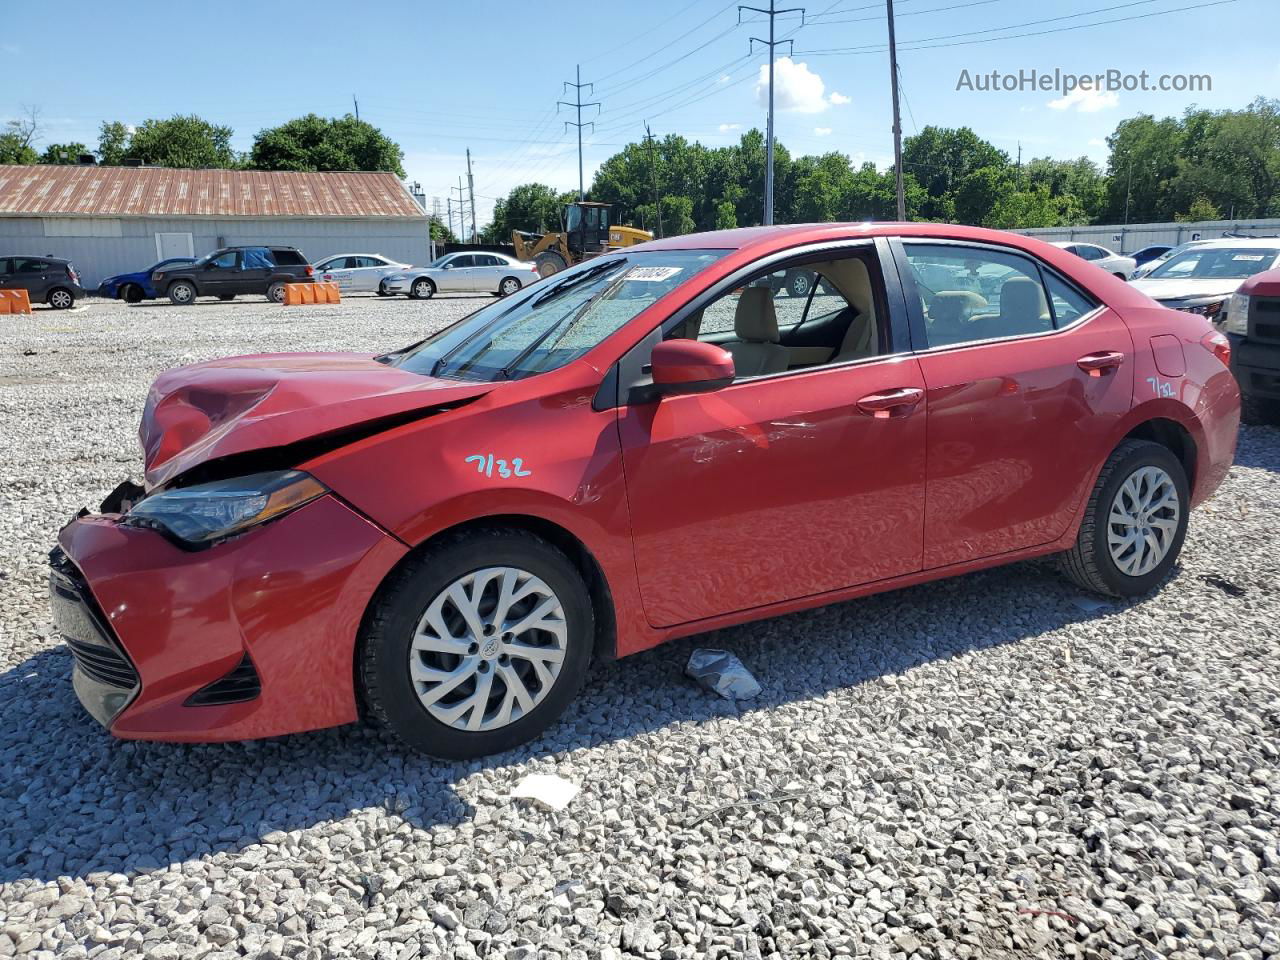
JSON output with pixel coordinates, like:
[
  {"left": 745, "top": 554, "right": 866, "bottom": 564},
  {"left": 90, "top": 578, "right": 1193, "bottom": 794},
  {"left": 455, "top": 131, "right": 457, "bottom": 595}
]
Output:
[
  {"left": 65, "top": 636, "right": 137, "bottom": 688},
  {"left": 1254, "top": 298, "right": 1280, "bottom": 344},
  {"left": 185, "top": 653, "right": 261, "bottom": 706},
  {"left": 49, "top": 547, "right": 139, "bottom": 690}
]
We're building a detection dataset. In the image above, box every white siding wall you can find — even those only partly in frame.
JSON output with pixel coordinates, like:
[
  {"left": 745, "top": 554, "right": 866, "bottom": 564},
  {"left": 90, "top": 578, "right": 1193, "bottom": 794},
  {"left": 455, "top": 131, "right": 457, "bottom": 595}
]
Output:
[
  {"left": 1014, "top": 218, "right": 1280, "bottom": 255},
  {"left": 0, "top": 216, "right": 430, "bottom": 287}
]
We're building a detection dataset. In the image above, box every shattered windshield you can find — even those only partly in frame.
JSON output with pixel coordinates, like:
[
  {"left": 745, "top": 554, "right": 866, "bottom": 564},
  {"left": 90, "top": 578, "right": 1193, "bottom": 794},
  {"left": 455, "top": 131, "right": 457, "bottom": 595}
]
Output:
[{"left": 389, "top": 250, "right": 727, "bottom": 382}]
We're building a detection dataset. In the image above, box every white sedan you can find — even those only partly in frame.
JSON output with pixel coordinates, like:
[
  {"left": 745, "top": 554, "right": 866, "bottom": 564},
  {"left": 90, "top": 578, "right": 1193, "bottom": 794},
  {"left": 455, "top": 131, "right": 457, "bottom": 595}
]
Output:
[
  {"left": 1049, "top": 241, "right": 1137, "bottom": 279},
  {"left": 383, "top": 252, "right": 541, "bottom": 299},
  {"left": 313, "top": 254, "right": 411, "bottom": 294}
]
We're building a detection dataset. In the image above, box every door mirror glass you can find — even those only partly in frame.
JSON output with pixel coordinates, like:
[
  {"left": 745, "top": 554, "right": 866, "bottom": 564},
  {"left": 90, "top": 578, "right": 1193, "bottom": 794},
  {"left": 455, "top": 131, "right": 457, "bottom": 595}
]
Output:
[{"left": 650, "top": 339, "right": 735, "bottom": 395}]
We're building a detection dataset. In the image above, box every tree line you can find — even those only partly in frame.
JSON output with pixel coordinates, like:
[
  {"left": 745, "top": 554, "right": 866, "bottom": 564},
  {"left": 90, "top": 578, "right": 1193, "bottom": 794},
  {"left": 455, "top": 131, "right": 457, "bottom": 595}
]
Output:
[
  {"left": 485, "top": 96, "right": 1279, "bottom": 239},
  {"left": 0, "top": 109, "right": 405, "bottom": 177}
]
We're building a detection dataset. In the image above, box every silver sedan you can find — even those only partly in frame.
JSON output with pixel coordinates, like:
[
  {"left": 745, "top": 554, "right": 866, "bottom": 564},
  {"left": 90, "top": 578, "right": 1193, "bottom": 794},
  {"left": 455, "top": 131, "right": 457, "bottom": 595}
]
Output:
[
  {"left": 313, "top": 254, "right": 411, "bottom": 294},
  {"left": 1049, "top": 241, "right": 1137, "bottom": 280},
  {"left": 384, "top": 252, "right": 541, "bottom": 299}
]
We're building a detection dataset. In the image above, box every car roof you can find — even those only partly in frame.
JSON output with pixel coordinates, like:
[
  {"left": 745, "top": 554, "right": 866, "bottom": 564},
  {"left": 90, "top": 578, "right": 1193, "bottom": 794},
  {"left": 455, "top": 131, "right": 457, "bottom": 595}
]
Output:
[
  {"left": 1049, "top": 240, "right": 1108, "bottom": 248},
  {"left": 318, "top": 253, "right": 391, "bottom": 259},
  {"left": 5, "top": 254, "right": 69, "bottom": 261},
  {"left": 1176, "top": 236, "right": 1280, "bottom": 250}
]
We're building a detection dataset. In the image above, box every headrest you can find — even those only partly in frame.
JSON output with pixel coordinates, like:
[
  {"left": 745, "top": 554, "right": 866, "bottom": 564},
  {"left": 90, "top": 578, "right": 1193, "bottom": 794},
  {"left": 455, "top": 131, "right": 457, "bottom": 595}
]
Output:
[
  {"left": 999, "top": 277, "right": 1047, "bottom": 319},
  {"left": 734, "top": 287, "right": 780, "bottom": 343}
]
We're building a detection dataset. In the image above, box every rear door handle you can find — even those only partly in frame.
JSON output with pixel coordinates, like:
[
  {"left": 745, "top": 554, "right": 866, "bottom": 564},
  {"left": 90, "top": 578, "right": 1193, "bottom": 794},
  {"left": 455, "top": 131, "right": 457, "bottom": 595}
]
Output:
[
  {"left": 1077, "top": 351, "right": 1125, "bottom": 376},
  {"left": 856, "top": 387, "right": 924, "bottom": 418}
]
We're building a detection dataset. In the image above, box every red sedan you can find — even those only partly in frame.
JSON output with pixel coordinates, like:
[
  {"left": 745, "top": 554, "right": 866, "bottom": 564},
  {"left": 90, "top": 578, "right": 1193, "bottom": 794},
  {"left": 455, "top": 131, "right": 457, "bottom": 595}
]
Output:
[{"left": 51, "top": 223, "right": 1240, "bottom": 758}]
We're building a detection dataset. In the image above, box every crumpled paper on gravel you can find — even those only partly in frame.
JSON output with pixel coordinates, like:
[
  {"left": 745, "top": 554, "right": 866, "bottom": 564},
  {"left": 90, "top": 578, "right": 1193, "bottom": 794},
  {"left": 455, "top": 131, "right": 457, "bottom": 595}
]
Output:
[{"left": 685, "top": 648, "right": 762, "bottom": 701}]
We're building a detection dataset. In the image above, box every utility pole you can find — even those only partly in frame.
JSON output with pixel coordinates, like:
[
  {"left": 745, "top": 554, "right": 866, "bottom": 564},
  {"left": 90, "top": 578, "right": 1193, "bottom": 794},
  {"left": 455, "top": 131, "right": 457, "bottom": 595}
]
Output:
[
  {"left": 559, "top": 65, "right": 600, "bottom": 201},
  {"left": 353, "top": 94, "right": 360, "bottom": 122},
  {"left": 1016, "top": 142, "right": 1022, "bottom": 189},
  {"left": 446, "top": 197, "right": 455, "bottom": 243},
  {"left": 431, "top": 197, "right": 442, "bottom": 260},
  {"left": 452, "top": 179, "right": 467, "bottom": 242},
  {"left": 644, "top": 123, "right": 663, "bottom": 238},
  {"left": 466, "top": 149, "right": 478, "bottom": 246},
  {"left": 886, "top": 0, "right": 906, "bottom": 220},
  {"left": 740, "top": 0, "right": 804, "bottom": 225}
]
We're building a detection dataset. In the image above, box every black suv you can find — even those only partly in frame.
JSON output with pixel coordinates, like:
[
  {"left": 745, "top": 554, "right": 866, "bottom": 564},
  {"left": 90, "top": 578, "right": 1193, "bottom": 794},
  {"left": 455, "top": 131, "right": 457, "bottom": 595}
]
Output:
[
  {"left": 152, "top": 246, "right": 314, "bottom": 305},
  {"left": 0, "top": 256, "right": 85, "bottom": 309}
]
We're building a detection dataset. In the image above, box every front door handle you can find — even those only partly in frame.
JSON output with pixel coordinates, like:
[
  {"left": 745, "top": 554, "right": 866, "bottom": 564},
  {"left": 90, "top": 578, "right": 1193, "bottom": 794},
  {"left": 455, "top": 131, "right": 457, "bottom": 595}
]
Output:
[
  {"left": 856, "top": 387, "right": 924, "bottom": 418},
  {"left": 1077, "top": 351, "right": 1125, "bottom": 376}
]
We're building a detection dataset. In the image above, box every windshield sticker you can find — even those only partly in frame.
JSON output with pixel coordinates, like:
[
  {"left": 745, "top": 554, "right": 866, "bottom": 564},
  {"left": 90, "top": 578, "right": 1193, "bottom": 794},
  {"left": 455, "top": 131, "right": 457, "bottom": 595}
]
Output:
[
  {"left": 625, "top": 266, "right": 683, "bottom": 283},
  {"left": 1232, "top": 254, "right": 1266, "bottom": 261},
  {"left": 466, "top": 454, "right": 531, "bottom": 479}
]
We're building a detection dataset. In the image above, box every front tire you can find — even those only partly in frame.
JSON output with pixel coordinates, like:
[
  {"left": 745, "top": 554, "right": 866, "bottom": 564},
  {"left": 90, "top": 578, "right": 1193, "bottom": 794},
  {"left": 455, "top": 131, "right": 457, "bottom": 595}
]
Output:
[
  {"left": 411, "top": 278, "right": 435, "bottom": 300},
  {"left": 1058, "top": 439, "right": 1189, "bottom": 597},
  {"left": 167, "top": 281, "right": 196, "bottom": 305},
  {"left": 360, "top": 529, "right": 593, "bottom": 759},
  {"left": 123, "top": 284, "right": 144, "bottom": 304}
]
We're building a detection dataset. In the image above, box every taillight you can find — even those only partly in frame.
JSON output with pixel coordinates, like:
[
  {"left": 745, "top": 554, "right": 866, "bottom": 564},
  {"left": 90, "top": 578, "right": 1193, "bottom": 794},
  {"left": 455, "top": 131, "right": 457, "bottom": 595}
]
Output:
[
  {"left": 305, "top": 265, "right": 314, "bottom": 276},
  {"left": 1201, "top": 330, "right": 1230, "bottom": 367}
]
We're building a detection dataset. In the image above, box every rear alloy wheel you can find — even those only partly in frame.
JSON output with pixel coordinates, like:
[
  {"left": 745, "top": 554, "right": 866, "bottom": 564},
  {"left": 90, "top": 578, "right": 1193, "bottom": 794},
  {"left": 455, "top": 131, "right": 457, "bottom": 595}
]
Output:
[
  {"left": 267, "top": 282, "right": 287, "bottom": 304},
  {"left": 786, "top": 271, "right": 812, "bottom": 298},
  {"left": 411, "top": 278, "right": 435, "bottom": 300},
  {"left": 360, "top": 529, "right": 593, "bottom": 758},
  {"left": 499, "top": 276, "right": 522, "bottom": 297},
  {"left": 167, "top": 281, "right": 196, "bottom": 305},
  {"left": 47, "top": 287, "right": 75, "bottom": 310},
  {"left": 1059, "top": 439, "right": 1189, "bottom": 597}
]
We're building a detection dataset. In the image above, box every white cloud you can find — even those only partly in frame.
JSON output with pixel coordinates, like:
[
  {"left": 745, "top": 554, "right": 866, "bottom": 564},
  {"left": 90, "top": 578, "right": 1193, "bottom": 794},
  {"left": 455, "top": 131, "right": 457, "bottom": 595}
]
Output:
[
  {"left": 814, "top": 127, "right": 832, "bottom": 136},
  {"left": 1048, "top": 88, "right": 1119, "bottom": 113},
  {"left": 828, "top": 92, "right": 850, "bottom": 106},
  {"left": 1088, "top": 137, "right": 1105, "bottom": 147},
  {"left": 717, "top": 74, "right": 732, "bottom": 85},
  {"left": 756, "top": 57, "right": 848, "bottom": 114},
  {"left": 1018, "top": 105, "right": 1035, "bottom": 113},
  {"left": 718, "top": 123, "right": 741, "bottom": 133}
]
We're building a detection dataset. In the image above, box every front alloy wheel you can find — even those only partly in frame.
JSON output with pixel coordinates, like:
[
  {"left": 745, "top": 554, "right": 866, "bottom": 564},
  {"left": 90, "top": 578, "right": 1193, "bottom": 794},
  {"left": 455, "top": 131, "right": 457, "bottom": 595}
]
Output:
[
  {"left": 360, "top": 529, "right": 592, "bottom": 758},
  {"left": 411, "top": 278, "right": 434, "bottom": 300},
  {"left": 410, "top": 567, "right": 566, "bottom": 731}
]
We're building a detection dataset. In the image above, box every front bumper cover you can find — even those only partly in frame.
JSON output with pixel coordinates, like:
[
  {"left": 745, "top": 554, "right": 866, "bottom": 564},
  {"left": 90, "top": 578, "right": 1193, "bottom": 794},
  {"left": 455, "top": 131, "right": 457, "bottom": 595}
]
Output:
[
  {"left": 52, "top": 492, "right": 407, "bottom": 742},
  {"left": 1228, "top": 332, "right": 1280, "bottom": 400}
]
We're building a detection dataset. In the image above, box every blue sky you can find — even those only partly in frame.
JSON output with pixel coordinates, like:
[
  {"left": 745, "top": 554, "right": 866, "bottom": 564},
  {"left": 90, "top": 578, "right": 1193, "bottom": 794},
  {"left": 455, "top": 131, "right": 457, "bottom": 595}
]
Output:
[{"left": 2, "top": 0, "right": 1274, "bottom": 229}]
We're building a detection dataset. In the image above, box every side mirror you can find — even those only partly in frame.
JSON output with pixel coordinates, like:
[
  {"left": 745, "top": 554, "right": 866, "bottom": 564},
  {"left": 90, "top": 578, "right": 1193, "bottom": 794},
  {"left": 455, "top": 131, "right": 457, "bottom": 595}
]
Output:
[
  {"left": 442, "top": 263, "right": 452, "bottom": 269},
  {"left": 650, "top": 339, "right": 735, "bottom": 396}
]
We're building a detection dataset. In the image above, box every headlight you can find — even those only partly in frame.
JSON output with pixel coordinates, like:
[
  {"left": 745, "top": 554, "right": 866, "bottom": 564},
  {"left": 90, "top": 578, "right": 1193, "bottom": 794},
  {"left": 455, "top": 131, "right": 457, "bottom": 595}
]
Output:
[
  {"left": 386, "top": 274, "right": 408, "bottom": 282},
  {"left": 1223, "top": 292, "right": 1250, "bottom": 336},
  {"left": 124, "top": 470, "right": 327, "bottom": 545},
  {"left": 1179, "top": 298, "right": 1227, "bottom": 321}
]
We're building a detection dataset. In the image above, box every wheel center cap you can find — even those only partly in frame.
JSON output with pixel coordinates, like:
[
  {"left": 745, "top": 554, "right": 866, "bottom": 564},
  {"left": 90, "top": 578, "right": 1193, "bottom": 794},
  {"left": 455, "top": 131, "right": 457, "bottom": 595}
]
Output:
[{"left": 480, "top": 637, "right": 501, "bottom": 659}]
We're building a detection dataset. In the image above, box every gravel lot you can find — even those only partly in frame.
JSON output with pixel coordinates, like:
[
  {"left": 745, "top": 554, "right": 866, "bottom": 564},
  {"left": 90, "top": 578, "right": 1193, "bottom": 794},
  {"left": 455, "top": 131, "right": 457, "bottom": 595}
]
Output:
[{"left": 1, "top": 294, "right": 1278, "bottom": 960}]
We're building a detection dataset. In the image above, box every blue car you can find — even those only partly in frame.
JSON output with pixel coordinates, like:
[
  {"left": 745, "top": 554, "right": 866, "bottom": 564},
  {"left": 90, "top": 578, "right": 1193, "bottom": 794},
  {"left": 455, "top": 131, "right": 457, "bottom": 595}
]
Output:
[{"left": 98, "top": 257, "right": 196, "bottom": 302}]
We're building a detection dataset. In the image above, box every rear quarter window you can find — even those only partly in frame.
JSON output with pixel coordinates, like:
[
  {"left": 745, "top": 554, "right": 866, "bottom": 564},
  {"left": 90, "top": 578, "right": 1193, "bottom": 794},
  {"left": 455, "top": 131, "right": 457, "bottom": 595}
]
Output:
[{"left": 269, "top": 249, "right": 307, "bottom": 266}]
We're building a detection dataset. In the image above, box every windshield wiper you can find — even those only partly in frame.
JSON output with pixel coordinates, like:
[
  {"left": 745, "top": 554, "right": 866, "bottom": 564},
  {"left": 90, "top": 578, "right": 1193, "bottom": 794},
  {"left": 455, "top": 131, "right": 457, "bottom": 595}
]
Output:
[
  {"left": 529, "top": 258, "right": 627, "bottom": 307},
  {"left": 499, "top": 267, "right": 632, "bottom": 380}
]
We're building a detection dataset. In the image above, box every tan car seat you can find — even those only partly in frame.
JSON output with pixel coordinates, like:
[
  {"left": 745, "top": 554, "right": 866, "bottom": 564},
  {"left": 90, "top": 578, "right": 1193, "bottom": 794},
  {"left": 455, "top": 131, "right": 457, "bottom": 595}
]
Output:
[{"left": 724, "top": 288, "right": 789, "bottom": 377}]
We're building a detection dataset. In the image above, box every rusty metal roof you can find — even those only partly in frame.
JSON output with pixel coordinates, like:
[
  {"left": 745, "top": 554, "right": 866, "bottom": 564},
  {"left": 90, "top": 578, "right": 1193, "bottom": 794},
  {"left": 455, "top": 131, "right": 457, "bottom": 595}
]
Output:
[{"left": 0, "top": 165, "right": 426, "bottom": 219}]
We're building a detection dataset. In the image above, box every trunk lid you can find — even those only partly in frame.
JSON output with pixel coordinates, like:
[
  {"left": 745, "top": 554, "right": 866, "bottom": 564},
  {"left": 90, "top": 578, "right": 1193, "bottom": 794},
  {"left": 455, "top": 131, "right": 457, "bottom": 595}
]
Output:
[{"left": 141, "top": 352, "right": 492, "bottom": 488}]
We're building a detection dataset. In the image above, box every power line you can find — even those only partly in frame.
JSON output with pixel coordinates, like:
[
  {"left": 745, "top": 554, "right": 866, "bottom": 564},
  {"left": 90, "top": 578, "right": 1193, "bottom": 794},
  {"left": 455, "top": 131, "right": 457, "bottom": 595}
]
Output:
[
  {"left": 793, "top": 0, "right": 1234, "bottom": 55},
  {"left": 812, "top": 0, "right": 1003, "bottom": 25},
  {"left": 594, "top": 0, "right": 742, "bottom": 86},
  {"left": 559, "top": 65, "right": 601, "bottom": 200}
]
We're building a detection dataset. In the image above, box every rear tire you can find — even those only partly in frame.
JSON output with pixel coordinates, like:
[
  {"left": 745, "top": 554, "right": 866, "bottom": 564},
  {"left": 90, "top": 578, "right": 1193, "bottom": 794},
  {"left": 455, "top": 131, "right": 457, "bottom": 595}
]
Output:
[
  {"left": 167, "top": 281, "right": 196, "bottom": 306},
  {"left": 411, "top": 278, "right": 435, "bottom": 300},
  {"left": 786, "top": 271, "right": 812, "bottom": 297},
  {"left": 359, "top": 528, "right": 593, "bottom": 758},
  {"left": 534, "top": 251, "right": 568, "bottom": 278},
  {"left": 47, "top": 287, "right": 75, "bottom": 310},
  {"left": 499, "top": 276, "right": 522, "bottom": 297},
  {"left": 1058, "top": 439, "right": 1189, "bottom": 597},
  {"left": 266, "top": 282, "right": 287, "bottom": 304},
  {"left": 1241, "top": 393, "right": 1280, "bottom": 426}
]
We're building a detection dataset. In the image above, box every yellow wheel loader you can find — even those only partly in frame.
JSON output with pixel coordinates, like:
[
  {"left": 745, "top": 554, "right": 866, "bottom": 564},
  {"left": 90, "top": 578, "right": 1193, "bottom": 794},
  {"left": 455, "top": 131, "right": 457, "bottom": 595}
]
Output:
[{"left": 512, "top": 201, "right": 652, "bottom": 278}]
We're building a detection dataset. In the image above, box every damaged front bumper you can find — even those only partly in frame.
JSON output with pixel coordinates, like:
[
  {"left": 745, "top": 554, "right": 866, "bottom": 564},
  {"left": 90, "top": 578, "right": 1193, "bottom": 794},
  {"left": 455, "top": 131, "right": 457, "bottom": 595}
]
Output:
[{"left": 51, "top": 485, "right": 408, "bottom": 742}]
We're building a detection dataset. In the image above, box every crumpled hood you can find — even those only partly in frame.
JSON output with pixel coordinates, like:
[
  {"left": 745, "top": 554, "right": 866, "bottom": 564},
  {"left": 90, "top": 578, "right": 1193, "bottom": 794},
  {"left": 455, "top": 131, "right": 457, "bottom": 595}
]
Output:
[
  {"left": 1129, "top": 277, "right": 1244, "bottom": 303},
  {"left": 140, "top": 351, "right": 492, "bottom": 488}
]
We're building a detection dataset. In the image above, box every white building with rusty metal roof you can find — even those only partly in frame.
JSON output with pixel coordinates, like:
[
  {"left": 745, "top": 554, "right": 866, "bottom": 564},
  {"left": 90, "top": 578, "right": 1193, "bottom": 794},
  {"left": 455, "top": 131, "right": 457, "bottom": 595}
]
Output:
[{"left": 0, "top": 164, "right": 429, "bottom": 286}]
